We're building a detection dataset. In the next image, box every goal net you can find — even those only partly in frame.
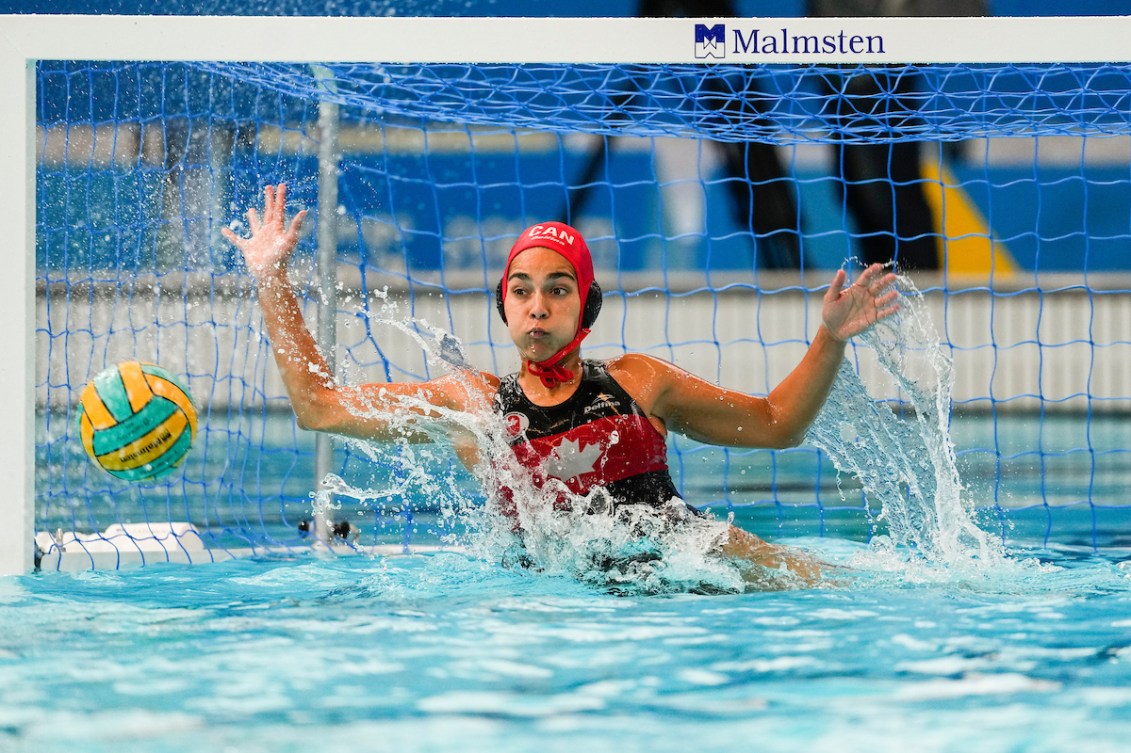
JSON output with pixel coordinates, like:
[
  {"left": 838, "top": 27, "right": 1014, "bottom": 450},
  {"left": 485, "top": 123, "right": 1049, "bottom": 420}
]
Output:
[{"left": 23, "top": 19, "right": 1131, "bottom": 570}]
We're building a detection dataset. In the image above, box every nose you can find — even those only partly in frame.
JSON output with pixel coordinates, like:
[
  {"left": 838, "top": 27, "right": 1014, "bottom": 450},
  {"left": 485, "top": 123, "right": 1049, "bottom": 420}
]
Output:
[{"left": 529, "top": 291, "right": 549, "bottom": 319}]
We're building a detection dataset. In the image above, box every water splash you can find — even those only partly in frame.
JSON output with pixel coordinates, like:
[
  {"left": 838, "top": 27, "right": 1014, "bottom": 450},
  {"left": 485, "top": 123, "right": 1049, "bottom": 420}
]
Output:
[
  {"left": 317, "top": 298, "right": 760, "bottom": 593},
  {"left": 491, "top": 484, "right": 747, "bottom": 595},
  {"left": 325, "top": 273, "right": 1029, "bottom": 591},
  {"left": 806, "top": 272, "right": 1016, "bottom": 579}
]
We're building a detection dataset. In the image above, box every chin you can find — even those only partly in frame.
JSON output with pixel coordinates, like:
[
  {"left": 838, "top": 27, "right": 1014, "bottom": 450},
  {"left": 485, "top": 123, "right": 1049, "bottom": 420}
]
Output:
[
  {"left": 525, "top": 344, "right": 558, "bottom": 361},
  {"left": 525, "top": 347, "right": 553, "bottom": 361}
]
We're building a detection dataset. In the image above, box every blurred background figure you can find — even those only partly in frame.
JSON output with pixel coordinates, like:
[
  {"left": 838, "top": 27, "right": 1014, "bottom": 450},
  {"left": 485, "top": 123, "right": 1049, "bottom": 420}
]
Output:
[
  {"left": 569, "top": 0, "right": 987, "bottom": 272},
  {"left": 808, "top": 0, "right": 988, "bottom": 271},
  {"left": 567, "top": 0, "right": 805, "bottom": 269}
]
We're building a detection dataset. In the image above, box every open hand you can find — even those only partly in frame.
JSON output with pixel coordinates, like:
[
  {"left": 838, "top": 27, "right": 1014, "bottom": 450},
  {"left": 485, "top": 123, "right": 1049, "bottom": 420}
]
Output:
[
  {"left": 822, "top": 264, "right": 900, "bottom": 342},
  {"left": 221, "top": 184, "right": 307, "bottom": 282}
]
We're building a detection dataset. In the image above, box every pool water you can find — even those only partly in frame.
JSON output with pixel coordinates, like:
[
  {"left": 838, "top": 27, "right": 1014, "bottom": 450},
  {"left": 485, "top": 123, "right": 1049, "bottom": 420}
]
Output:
[
  {"left": 2, "top": 542, "right": 1130, "bottom": 753},
  {"left": 14, "top": 278, "right": 1131, "bottom": 751}
]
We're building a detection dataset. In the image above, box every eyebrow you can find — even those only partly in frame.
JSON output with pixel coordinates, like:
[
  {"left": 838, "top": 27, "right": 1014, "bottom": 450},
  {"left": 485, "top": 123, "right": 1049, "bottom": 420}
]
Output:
[{"left": 507, "top": 271, "right": 577, "bottom": 283}]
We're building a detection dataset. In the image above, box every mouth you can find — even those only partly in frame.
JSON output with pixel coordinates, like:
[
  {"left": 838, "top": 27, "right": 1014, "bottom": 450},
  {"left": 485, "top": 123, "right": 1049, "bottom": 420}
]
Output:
[{"left": 527, "top": 328, "right": 550, "bottom": 339}]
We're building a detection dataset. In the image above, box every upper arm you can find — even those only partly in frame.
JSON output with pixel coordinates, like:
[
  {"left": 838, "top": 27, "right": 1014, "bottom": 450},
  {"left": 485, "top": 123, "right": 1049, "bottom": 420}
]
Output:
[
  {"left": 301, "top": 370, "right": 498, "bottom": 442},
  {"left": 610, "top": 354, "right": 788, "bottom": 449}
]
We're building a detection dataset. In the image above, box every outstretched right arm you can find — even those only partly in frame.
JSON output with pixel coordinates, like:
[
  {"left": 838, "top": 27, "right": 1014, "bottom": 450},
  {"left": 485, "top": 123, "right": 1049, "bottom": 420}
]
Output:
[{"left": 222, "top": 184, "right": 493, "bottom": 442}]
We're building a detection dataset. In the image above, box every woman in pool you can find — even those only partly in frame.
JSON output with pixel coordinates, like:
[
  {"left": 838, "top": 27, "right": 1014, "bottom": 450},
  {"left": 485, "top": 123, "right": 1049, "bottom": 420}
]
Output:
[{"left": 223, "top": 184, "right": 899, "bottom": 583}]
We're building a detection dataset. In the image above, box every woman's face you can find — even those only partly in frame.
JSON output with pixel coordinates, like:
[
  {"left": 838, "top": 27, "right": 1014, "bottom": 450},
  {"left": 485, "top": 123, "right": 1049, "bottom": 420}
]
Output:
[{"left": 502, "top": 246, "right": 582, "bottom": 363}]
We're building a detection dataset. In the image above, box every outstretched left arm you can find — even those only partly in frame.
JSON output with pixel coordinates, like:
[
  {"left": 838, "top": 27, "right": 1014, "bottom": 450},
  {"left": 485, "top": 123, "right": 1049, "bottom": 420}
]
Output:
[{"left": 643, "top": 264, "right": 899, "bottom": 449}]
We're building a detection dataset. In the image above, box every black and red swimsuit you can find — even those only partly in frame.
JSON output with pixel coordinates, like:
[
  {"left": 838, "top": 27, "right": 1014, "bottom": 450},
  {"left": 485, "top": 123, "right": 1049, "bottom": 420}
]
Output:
[{"left": 493, "top": 360, "right": 690, "bottom": 515}]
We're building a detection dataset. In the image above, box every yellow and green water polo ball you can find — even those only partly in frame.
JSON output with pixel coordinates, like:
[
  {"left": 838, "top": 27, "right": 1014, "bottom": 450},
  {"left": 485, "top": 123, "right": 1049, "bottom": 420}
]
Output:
[{"left": 76, "top": 361, "right": 198, "bottom": 481}]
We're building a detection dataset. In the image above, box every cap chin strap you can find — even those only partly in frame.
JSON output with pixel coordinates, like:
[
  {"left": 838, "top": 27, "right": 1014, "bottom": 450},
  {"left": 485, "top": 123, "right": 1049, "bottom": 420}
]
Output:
[{"left": 525, "top": 328, "right": 590, "bottom": 389}]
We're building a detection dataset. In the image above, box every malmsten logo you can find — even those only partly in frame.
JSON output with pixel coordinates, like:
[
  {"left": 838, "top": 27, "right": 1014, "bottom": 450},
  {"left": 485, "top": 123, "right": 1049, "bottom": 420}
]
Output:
[{"left": 694, "top": 23, "right": 725, "bottom": 59}]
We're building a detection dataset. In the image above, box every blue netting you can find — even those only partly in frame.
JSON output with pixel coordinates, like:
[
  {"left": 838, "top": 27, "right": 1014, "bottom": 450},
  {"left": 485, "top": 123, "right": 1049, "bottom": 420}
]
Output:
[
  {"left": 33, "top": 59, "right": 1131, "bottom": 566},
  {"left": 194, "top": 62, "right": 1131, "bottom": 142}
]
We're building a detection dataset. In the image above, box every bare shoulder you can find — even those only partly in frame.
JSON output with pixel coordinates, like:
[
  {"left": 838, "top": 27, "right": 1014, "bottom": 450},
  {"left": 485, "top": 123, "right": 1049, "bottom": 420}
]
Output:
[
  {"left": 604, "top": 353, "right": 683, "bottom": 410},
  {"left": 606, "top": 352, "right": 682, "bottom": 381},
  {"left": 610, "top": 352, "right": 669, "bottom": 382}
]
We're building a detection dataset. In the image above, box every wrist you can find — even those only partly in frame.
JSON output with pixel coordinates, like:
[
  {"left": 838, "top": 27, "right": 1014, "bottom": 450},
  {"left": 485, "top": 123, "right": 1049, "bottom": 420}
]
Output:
[
  {"left": 253, "top": 266, "right": 290, "bottom": 291},
  {"left": 818, "top": 323, "right": 849, "bottom": 346}
]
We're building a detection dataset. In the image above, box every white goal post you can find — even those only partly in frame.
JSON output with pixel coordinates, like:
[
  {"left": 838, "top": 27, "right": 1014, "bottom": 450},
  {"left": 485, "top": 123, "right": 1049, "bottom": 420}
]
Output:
[{"left": 2, "top": 14, "right": 1129, "bottom": 575}]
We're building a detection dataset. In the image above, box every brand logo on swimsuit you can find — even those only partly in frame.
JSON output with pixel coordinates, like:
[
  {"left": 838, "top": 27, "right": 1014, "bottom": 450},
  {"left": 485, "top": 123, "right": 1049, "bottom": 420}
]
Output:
[
  {"left": 503, "top": 411, "right": 529, "bottom": 436},
  {"left": 584, "top": 392, "right": 622, "bottom": 414}
]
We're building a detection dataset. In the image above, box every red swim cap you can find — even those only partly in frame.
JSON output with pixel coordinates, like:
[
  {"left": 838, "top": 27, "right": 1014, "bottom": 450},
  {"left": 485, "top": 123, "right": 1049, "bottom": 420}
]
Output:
[{"left": 501, "top": 222, "right": 595, "bottom": 328}]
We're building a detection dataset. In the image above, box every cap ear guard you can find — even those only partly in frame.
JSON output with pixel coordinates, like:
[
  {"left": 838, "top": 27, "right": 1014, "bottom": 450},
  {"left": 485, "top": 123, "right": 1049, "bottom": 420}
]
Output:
[
  {"left": 581, "top": 281, "right": 602, "bottom": 329},
  {"left": 495, "top": 279, "right": 507, "bottom": 323},
  {"left": 496, "top": 279, "right": 603, "bottom": 329}
]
